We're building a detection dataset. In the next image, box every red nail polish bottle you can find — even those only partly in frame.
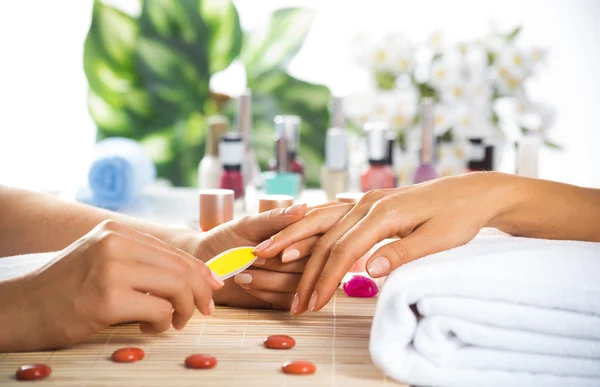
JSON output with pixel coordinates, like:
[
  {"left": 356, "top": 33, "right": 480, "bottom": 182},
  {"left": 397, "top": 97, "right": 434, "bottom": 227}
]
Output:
[
  {"left": 360, "top": 122, "right": 396, "bottom": 192},
  {"left": 219, "top": 133, "right": 245, "bottom": 200}
]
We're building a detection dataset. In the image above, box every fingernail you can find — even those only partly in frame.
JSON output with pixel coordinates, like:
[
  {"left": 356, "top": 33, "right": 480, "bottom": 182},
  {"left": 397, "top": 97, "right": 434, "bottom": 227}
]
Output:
[
  {"left": 281, "top": 249, "right": 300, "bottom": 263},
  {"left": 211, "top": 270, "right": 225, "bottom": 287},
  {"left": 284, "top": 203, "right": 306, "bottom": 215},
  {"left": 234, "top": 273, "right": 253, "bottom": 285},
  {"left": 253, "top": 239, "right": 272, "bottom": 253},
  {"left": 308, "top": 290, "right": 318, "bottom": 312},
  {"left": 253, "top": 258, "right": 267, "bottom": 266},
  {"left": 290, "top": 293, "right": 299, "bottom": 316},
  {"left": 367, "top": 256, "right": 391, "bottom": 277},
  {"left": 208, "top": 299, "right": 215, "bottom": 315}
]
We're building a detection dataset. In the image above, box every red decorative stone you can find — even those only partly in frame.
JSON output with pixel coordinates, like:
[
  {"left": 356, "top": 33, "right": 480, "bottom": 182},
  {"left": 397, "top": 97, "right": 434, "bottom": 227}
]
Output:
[
  {"left": 282, "top": 361, "right": 316, "bottom": 375},
  {"left": 111, "top": 347, "right": 145, "bottom": 363},
  {"left": 15, "top": 364, "right": 52, "bottom": 381},
  {"left": 264, "top": 335, "right": 296, "bottom": 349},
  {"left": 184, "top": 354, "right": 217, "bottom": 369},
  {"left": 343, "top": 275, "right": 379, "bottom": 298}
]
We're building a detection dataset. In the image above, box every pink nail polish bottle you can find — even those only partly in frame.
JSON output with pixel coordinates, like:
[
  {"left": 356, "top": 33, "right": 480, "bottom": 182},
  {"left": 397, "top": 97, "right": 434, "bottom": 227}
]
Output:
[
  {"left": 360, "top": 122, "right": 396, "bottom": 192},
  {"left": 219, "top": 133, "right": 245, "bottom": 200},
  {"left": 412, "top": 98, "right": 438, "bottom": 184}
]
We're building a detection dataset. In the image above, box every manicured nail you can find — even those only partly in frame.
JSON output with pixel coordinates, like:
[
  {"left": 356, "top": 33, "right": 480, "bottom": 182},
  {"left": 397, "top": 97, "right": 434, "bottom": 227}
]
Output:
[
  {"left": 308, "top": 290, "right": 318, "bottom": 312},
  {"left": 253, "top": 239, "right": 272, "bottom": 253},
  {"left": 208, "top": 299, "right": 215, "bottom": 315},
  {"left": 290, "top": 293, "right": 299, "bottom": 316},
  {"left": 284, "top": 203, "right": 306, "bottom": 215},
  {"left": 211, "top": 270, "right": 225, "bottom": 287},
  {"left": 281, "top": 249, "right": 300, "bottom": 263},
  {"left": 367, "top": 256, "right": 391, "bottom": 277},
  {"left": 234, "top": 273, "right": 253, "bottom": 285},
  {"left": 253, "top": 258, "right": 266, "bottom": 266}
]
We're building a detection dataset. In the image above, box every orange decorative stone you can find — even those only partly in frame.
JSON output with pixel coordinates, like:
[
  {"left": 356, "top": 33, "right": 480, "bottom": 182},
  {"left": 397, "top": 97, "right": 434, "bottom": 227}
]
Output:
[
  {"left": 15, "top": 364, "right": 52, "bottom": 381},
  {"left": 264, "top": 335, "right": 296, "bottom": 349},
  {"left": 282, "top": 361, "right": 316, "bottom": 375},
  {"left": 184, "top": 354, "right": 217, "bottom": 369},
  {"left": 111, "top": 347, "right": 145, "bottom": 363}
]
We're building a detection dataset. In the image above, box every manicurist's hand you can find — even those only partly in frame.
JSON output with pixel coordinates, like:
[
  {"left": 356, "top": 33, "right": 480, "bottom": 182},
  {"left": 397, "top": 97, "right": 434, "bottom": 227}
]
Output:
[
  {"left": 0, "top": 220, "right": 223, "bottom": 352},
  {"left": 195, "top": 203, "right": 312, "bottom": 310},
  {"left": 253, "top": 172, "right": 518, "bottom": 315}
]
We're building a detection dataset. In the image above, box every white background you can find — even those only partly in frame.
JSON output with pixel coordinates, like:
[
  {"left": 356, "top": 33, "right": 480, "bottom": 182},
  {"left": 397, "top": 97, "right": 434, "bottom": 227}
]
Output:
[{"left": 0, "top": 0, "right": 598, "bottom": 191}]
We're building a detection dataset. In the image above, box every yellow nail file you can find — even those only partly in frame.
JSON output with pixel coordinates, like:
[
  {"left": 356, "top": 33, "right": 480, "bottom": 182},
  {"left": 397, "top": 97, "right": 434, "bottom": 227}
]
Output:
[{"left": 206, "top": 246, "right": 257, "bottom": 280}]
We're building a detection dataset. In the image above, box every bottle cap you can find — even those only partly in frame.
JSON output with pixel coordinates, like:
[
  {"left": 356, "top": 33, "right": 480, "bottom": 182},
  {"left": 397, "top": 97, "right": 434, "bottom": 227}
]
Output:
[
  {"left": 326, "top": 127, "right": 348, "bottom": 170},
  {"left": 385, "top": 130, "right": 397, "bottom": 166},
  {"left": 275, "top": 134, "right": 289, "bottom": 173},
  {"left": 330, "top": 96, "right": 345, "bottom": 128},
  {"left": 236, "top": 89, "right": 252, "bottom": 149},
  {"left": 365, "top": 121, "right": 390, "bottom": 163},
  {"left": 219, "top": 133, "right": 244, "bottom": 167},
  {"left": 420, "top": 98, "right": 435, "bottom": 164},
  {"left": 274, "top": 115, "right": 301, "bottom": 154},
  {"left": 206, "top": 116, "right": 229, "bottom": 157},
  {"left": 258, "top": 194, "right": 294, "bottom": 213},
  {"left": 198, "top": 189, "right": 234, "bottom": 231},
  {"left": 335, "top": 192, "right": 364, "bottom": 203}
]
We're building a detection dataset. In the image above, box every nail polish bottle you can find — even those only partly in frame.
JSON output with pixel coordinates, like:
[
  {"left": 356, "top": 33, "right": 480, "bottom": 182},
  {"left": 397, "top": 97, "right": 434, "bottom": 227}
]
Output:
[
  {"left": 219, "top": 133, "right": 244, "bottom": 200},
  {"left": 265, "top": 135, "right": 301, "bottom": 197},
  {"left": 385, "top": 130, "right": 400, "bottom": 187},
  {"left": 198, "top": 116, "right": 229, "bottom": 190},
  {"left": 516, "top": 134, "right": 540, "bottom": 178},
  {"left": 198, "top": 189, "right": 234, "bottom": 231},
  {"left": 360, "top": 122, "right": 396, "bottom": 192},
  {"left": 271, "top": 115, "right": 304, "bottom": 187},
  {"left": 236, "top": 89, "right": 262, "bottom": 188},
  {"left": 412, "top": 99, "right": 438, "bottom": 184},
  {"left": 321, "top": 127, "right": 349, "bottom": 201}
]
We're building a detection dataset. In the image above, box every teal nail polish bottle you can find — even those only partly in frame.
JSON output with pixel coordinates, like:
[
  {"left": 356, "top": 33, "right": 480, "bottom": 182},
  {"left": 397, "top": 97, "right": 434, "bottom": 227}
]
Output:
[{"left": 265, "top": 135, "right": 301, "bottom": 197}]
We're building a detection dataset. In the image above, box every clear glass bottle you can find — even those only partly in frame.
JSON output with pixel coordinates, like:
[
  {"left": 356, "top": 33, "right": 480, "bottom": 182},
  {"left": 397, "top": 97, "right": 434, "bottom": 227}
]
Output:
[
  {"left": 198, "top": 116, "right": 228, "bottom": 190},
  {"left": 236, "top": 89, "right": 262, "bottom": 188},
  {"left": 412, "top": 99, "right": 439, "bottom": 184},
  {"left": 360, "top": 122, "right": 396, "bottom": 191},
  {"left": 321, "top": 96, "right": 349, "bottom": 201}
]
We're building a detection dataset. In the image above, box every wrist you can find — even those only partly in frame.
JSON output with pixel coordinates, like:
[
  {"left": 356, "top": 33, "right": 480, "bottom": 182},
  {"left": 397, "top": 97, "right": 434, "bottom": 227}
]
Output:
[
  {"left": 485, "top": 172, "right": 529, "bottom": 233},
  {"left": 0, "top": 277, "right": 40, "bottom": 352}
]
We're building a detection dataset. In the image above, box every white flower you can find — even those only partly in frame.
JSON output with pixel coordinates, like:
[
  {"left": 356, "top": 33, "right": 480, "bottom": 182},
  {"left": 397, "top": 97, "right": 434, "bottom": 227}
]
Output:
[
  {"left": 429, "top": 53, "right": 461, "bottom": 88},
  {"left": 453, "top": 104, "right": 495, "bottom": 139},
  {"left": 390, "top": 87, "right": 419, "bottom": 130},
  {"left": 466, "top": 81, "right": 492, "bottom": 108},
  {"left": 512, "top": 96, "right": 556, "bottom": 134},
  {"left": 438, "top": 141, "right": 468, "bottom": 177},
  {"left": 461, "top": 44, "right": 488, "bottom": 81},
  {"left": 432, "top": 103, "right": 456, "bottom": 136},
  {"left": 427, "top": 30, "right": 446, "bottom": 53},
  {"left": 439, "top": 80, "right": 469, "bottom": 103},
  {"left": 371, "top": 91, "right": 397, "bottom": 122},
  {"left": 495, "top": 46, "right": 531, "bottom": 77},
  {"left": 370, "top": 33, "right": 415, "bottom": 76},
  {"left": 345, "top": 89, "right": 377, "bottom": 128},
  {"left": 490, "top": 62, "right": 524, "bottom": 96}
]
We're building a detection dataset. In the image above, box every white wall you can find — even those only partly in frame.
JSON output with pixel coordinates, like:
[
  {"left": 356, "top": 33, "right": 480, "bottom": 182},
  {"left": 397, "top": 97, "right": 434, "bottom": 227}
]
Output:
[{"left": 0, "top": 0, "right": 598, "bottom": 190}]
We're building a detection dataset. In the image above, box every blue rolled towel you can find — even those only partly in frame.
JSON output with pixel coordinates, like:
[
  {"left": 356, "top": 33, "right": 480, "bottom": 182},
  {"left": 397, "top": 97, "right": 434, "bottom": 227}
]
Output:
[{"left": 85, "top": 137, "right": 156, "bottom": 211}]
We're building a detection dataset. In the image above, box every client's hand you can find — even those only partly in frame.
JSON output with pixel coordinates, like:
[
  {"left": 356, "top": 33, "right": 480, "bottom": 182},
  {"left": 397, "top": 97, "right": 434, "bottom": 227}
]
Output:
[
  {"left": 0, "top": 220, "right": 223, "bottom": 352},
  {"left": 196, "top": 204, "right": 311, "bottom": 310},
  {"left": 253, "top": 172, "right": 514, "bottom": 315}
]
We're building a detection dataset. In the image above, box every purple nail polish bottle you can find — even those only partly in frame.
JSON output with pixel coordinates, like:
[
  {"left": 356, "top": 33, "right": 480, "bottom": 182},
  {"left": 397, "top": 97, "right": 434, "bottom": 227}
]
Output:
[{"left": 413, "top": 98, "right": 438, "bottom": 184}]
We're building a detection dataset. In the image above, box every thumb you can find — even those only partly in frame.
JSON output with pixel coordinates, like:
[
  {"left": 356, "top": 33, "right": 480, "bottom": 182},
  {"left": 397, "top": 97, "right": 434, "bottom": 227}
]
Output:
[
  {"left": 365, "top": 221, "right": 458, "bottom": 277},
  {"left": 239, "top": 203, "right": 307, "bottom": 242}
]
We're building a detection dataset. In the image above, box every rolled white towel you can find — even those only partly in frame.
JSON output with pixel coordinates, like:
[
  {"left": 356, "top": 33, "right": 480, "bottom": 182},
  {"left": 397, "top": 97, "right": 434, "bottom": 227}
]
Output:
[{"left": 369, "top": 234, "right": 600, "bottom": 387}]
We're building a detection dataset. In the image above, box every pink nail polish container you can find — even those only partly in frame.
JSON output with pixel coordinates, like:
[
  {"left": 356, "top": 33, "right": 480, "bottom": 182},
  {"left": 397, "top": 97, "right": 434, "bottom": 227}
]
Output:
[
  {"left": 199, "top": 189, "right": 234, "bottom": 232},
  {"left": 335, "top": 192, "right": 364, "bottom": 204},
  {"left": 360, "top": 122, "right": 396, "bottom": 192},
  {"left": 258, "top": 194, "right": 294, "bottom": 213}
]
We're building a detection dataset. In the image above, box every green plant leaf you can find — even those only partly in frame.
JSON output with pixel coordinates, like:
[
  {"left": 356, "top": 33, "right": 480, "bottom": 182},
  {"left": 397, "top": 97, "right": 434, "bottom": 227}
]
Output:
[
  {"left": 241, "top": 8, "right": 315, "bottom": 80},
  {"left": 506, "top": 26, "right": 522, "bottom": 42},
  {"left": 200, "top": 0, "right": 242, "bottom": 75},
  {"left": 94, "top": 1, "right": 138, "bottom": 71},
  {"left": 544, "top": 140, "right": 563, "bottom": 150},
  {"left": 87, "top": 89, "right": 133, "bottom": 135}
]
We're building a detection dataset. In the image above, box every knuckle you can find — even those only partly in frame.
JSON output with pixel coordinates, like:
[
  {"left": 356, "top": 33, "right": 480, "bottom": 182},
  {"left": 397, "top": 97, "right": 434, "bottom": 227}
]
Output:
[
  {"left": 330, "top": 239, "right": 350, "bottom": 258},
  {"left": 96, "top": 288, "right": 121, "bottom": 322},
  {"left": 96, "top": 231, "right": 123, "bottom": 255},
  {"left": 97, "top": 219, "right": 119, "bottom": 232},
  {"left": 389, "top": 243, "right": 412, "bottom": 265},
  {"left": 361, "top": 189, "right": 382, "bottom": 204}
]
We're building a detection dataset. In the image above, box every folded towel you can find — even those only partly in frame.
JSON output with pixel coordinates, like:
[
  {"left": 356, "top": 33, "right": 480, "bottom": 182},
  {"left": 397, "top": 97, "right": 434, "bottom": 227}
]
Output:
[
  {"left": 79, "top": 137, "right": 156, "bottom": 211},
  {"left": 369, "top": 233, "right": 600, "bottom": 387}
]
